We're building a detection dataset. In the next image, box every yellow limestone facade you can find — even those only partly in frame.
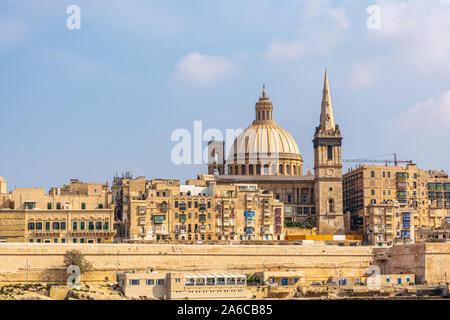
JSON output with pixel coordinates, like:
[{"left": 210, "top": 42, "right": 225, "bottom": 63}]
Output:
[
  {"left": 112, "top": 176, "right": 284, "bottom": 241},
  {"left": 0, "top": 179, "right": 116, "bottom": 243},
  {"left": 343, "top": 163, "right": 450, "bottom": 244}
]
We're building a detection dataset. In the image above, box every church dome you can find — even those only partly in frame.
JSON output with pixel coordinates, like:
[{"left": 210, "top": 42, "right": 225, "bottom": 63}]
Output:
[{"left": 227, "top": 86, "right": 303, "bottom": 176}]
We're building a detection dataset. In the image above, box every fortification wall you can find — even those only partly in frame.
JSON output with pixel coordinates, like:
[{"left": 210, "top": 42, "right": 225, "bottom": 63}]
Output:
[
  {"left": 0, "top": 243, "right": 374, "bottom": 283},
  {"left": 1, "top": 243, "right": 450, "bottom": 285}
]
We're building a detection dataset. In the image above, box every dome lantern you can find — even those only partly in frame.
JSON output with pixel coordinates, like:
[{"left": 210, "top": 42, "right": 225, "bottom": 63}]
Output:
[{"left": 253, "top": 84, "right": 275, "bottom": 125}]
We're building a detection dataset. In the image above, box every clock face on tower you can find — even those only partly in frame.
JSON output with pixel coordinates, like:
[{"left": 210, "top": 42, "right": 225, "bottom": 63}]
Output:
[{"left": 326, "top": 169, "right": 334, "bottom": 176}]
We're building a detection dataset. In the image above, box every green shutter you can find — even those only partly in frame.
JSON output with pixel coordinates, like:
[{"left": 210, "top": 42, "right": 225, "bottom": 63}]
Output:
[{"left": 47, "top": 203, "right": 52, "bottom": 210}]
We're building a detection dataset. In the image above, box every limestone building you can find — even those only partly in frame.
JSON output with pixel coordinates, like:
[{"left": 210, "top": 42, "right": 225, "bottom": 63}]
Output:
[
  {"left": 112, "top": 175, "right": 284, "bottom": 242},
  {"left": 343, "top": 163, "right": 450, "bottom": 243},
  {"left": 366, "top": 201, "right": 415, "bottom": 246},
  {"left": 117, "top": 271, "right": 248, "bottom": 300},
  {"left": 208, "top": 71, "right": 345, "bottom": 235},
  {"left": 0, "top": 178, "right": 116, "bottom": 243}
]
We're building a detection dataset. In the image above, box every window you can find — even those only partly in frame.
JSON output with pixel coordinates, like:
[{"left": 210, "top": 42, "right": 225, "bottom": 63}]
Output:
[
  {"left": 371, "top": 171, "right": 375, "bottom": 178},
  {"left": 329, "top": 199, "right": 334, "bottom": 212},
  {"left": 103, "top": 222, "right": 109, "bottom": 230},
  {"left": 241, "top": 165, "right": 246, "bottom": 175},
  {"left": 96, "top": 222, "right": 102, "bottom": 230},
  {"left": 279, "top": 164, "right": 283, "bottom": 174},
  {"left": 97, "top": 238, "right": 101, "bottom": 243},
  {"left": 388, "top": 172, "right": 391, "bottom": 178},
  {"left": 286, "top": 165, "right": 290, "bottom": 174},
  {"left": 383, "top": 171, "right": 385, "bottom": 178},
  {"left": 146, "top": 279, "right": 154, "bottom": 285},
  {"left": 81, "top": 222, "right": 85, "bottom": 230},
  {"left": 249, "top": 165, "right": 254, "bottom": 174},
  {"left": 129, "top": 280, "right": 140, "bottom": 286},
  {"left": 371, "top": 190, "right": 375, "bottom": 196},
  {"left": 36, "top": 222, "right": 42, "bottom": 230},
  {"left": 45, "top": 222, "right": 50, "bottom": 231},
  {"left": 73, "top": 222, "right": 77, "bottom": 230},
  {"left": 287, "top": 195, "right": 292, "bottom": 203},
  {"left": 157, "top": 279, "right": 165, "bottom": 285},
  {"left": 61, "top": 222, "right": 66, "bottom": 230},
  {"left": 81, "top": 203, "right": 86, "bottom": 210},
  {"left": 24, "top": 202, "right": 36, "bottom": 210},
  {"left": 52, "top": 222, "right": 60, "bottom": 230},
  {"left": 98, "top": 204, "right": 103, "bottom": 209},
  {"left": 256, "top": 165, "right": 261, "bottom": 174},
  {"left": 28, "top": 222, "right": 35, "bottom": 230},
  {"left": 73, "top": 239, "right": 77, "bottom": 243},
  {"left": 175, "top": 201, "right": 178, "bottom": 208},
  {"left": 89, "top": 222, "right": 94, "bottom": 230},
  {"left": 327, "top": 146, "right": 333, "bottom": 160},
  {"left": 56, "top": 203, "right": 61, "bottom": 210},
  {"left": 47, "top": 203, "right": 52, "bottom": 210}
]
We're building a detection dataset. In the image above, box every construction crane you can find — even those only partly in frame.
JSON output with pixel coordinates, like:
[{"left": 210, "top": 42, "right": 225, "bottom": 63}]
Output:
[{"left": 343, "top": 153, "right": 413, "bottom": 166}]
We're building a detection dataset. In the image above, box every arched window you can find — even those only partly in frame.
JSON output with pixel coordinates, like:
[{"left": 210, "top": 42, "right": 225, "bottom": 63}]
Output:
[
  {"left": 264, "top": 164, "right": 269, "bottom": 175},
  {"left": 286, "top": 165, "right": 290, "bottom": 174},
  {"left": 258, "top": 111, "right": 260, "bottom": 120},
  {"left": 271, "top": 164, "right": 276, "bottom": 174},
  {"left": 249, "top": 165, "right": 254, "bottom": 174},
  {"left": 279, "top": 164, "right": 283, "bottom": 174},
  {"left": 241, "top": 165, "right": 246, "bottom": 175},
  {"left": 266, "top": 111, "right": 269, "bottom": 120},
  {"left": 329, "top": 199, "right": 334, "bottom": 212},
  {"left": 328, "top": 146, "right": 333, "bottom": 160},
  {"left": 293, "top": 165, "right": 296, "bottom": 175},
  {"left": 229, "top": 166, "right": 233, "bottom": 175},
  {"left": 262, "top": 112, "right": 265, "bottom": 120},
  {"left": 256, "top": 164, "right": 261, "bottom": 174}
]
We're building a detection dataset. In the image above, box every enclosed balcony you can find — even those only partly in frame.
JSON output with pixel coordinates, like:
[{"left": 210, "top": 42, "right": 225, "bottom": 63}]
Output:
[{"left": 153, "top": 215, "right": 165, "bottom": 224}]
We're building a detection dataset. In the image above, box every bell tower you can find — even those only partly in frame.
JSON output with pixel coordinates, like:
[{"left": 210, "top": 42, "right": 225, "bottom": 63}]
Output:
[{"left": 313, "top": 70, "right": 345, "bottom": 235}]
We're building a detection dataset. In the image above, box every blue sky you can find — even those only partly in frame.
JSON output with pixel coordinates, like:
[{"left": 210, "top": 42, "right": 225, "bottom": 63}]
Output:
[{"left": 1, "top": 0, "right": 450, "bottom": 191}]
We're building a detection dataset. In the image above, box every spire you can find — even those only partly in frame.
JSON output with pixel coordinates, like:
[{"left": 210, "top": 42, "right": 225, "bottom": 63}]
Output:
[
  {"left": 262, "top": 84, "right": 267, "bottom": 98},
  {"left": 319, "top": 69, "right": 335, "bottom": 132}
]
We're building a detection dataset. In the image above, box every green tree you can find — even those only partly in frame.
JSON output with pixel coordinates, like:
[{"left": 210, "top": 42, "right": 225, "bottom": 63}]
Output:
[{"left": 63, "top": 249, "right": 92, "bottom": 274}]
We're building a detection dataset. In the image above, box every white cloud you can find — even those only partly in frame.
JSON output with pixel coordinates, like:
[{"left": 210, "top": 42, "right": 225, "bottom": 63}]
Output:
[
  {"left": 348, "top": 62, "right": 377, "bottom": 88},
  {"left": 264, "top": 0, "right": 349, "bottom": 60},
  {"left": 174, "top": 53, "right": 237, "bottom": 85},
  {"left": 391, "top": 90, "right": 450, "bottom": 134},
  {"left": 266, "top": 40, "right": 304, "bottom": 60},
  {"left": 369, "top": 0, "right": 450, "bottom": 73}
]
